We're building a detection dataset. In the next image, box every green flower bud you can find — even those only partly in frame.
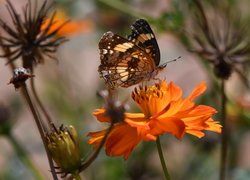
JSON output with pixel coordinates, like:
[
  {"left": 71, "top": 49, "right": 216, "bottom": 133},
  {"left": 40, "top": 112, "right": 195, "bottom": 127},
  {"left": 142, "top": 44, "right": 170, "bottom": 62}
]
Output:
[{"left": 46, "top": 125, "right": 81, "bottom": 175}]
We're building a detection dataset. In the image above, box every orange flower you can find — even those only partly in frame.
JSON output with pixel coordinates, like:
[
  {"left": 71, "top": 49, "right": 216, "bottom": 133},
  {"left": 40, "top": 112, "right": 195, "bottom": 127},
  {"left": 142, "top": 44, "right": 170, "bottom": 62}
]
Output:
[
  {"left": 88, "top": 81, "right": 221, "bottom": 159},
  {"left": 41, "top": 9, "right": 94, "bottom": 36}
]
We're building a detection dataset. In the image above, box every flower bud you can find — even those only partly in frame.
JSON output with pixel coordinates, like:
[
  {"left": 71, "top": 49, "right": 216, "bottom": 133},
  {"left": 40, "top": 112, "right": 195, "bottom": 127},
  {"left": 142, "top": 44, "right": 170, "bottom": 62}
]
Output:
[{"left": 46, "top": 125, "right": 81, "bottom": 175}]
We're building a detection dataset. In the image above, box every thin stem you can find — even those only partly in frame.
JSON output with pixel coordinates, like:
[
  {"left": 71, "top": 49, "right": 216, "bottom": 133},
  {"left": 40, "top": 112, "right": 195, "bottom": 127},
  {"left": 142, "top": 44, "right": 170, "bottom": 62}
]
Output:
[
  {"left": 30, "top": 74, "right": 54, "bottom": 129},
  {"left": 22, "top": 53, "right": 54, "bottom": 130},
  {"left": 21, "top": 84, "right": 58, "bottom": 180},
  {"left": 79, "top": 122, "right": 114, "bottom": 172},
  {"left": 156, "top": 136, "right": 171, "bottom": 180},
  {"left": 8, "top": 134, "right": 44, "bottom": 180},
  {"left": 220, "top": 80, "right": 228, "bottom": 180}
]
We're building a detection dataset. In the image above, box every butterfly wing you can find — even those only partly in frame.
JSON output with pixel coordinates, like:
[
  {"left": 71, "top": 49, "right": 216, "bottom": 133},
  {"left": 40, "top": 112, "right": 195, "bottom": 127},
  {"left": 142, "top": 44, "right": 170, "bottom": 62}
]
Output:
[
  {"left": 128, "top": 19, "right": 161, "bottom": 66},
  {"left": 98, "top": 31, "right": 155, "bottom": 88}
]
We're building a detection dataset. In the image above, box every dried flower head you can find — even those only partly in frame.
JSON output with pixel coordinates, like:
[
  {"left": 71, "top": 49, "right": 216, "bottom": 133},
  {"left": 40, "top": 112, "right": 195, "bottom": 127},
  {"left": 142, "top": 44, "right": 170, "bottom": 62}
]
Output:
[
  {"left": 8, "top": 67, "right": 34, "bottom": 89},
  {"left": 0, "top": 0, "right": 67, "bottom": 70},
  {"left": 97, "top": 90, "right": 128, "bottom": 124},
  {"left": 188, "top": 0, "right": 250, "bottom": 84},
  {"left": 46, "top": 124, "right": 81, "bottom": 177}
]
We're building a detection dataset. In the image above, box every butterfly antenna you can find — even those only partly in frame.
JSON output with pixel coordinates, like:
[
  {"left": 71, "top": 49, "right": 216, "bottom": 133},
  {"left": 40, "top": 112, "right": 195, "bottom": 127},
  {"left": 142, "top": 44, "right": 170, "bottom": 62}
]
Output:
[
  {"left": 161, "top": 56, "right": 181, "bottom": 67},
  {"left": 166, "top": 56, "right": 181, "bottom": 64}
]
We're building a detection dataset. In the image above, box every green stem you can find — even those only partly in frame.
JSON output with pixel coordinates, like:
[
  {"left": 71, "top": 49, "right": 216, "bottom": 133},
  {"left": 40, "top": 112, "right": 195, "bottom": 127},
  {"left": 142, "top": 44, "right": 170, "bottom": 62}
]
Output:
[
  {"left": 156, "top": 136, "right": 171, "bottom": 180},
  {"left": 220, "top": 80, "right": 228, "bottom": 180},
  {"left": 8, "top": 134, "right": 44, "bottom": 180}
]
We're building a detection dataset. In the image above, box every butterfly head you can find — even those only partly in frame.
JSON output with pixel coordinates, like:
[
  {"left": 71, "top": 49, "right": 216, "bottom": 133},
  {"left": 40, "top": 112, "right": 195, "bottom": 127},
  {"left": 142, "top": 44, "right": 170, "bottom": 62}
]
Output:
[{"left": 158, "top": 63, "right": 168, "bottom": 70}]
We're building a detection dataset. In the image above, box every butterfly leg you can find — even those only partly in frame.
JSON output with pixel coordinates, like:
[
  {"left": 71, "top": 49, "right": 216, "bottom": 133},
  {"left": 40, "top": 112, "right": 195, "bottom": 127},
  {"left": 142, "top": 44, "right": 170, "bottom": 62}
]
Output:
[{"left": 153, "top": 77, "right": 161, "bottom": 83}]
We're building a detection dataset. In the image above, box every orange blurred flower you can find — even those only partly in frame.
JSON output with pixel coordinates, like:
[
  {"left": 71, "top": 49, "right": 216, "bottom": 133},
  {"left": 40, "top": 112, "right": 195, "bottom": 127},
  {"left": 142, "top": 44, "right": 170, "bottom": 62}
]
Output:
[
  {"left": 88, "top": 81, "right": 221, "bottom": 159},
  {"left": 42, "top": 9, "right": 94, "bottom": 36}
]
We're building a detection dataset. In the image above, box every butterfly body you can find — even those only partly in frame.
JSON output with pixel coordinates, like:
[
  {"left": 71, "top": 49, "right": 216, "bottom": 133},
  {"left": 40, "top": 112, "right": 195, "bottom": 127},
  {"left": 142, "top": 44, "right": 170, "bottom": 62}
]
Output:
[{"left": 98, "top": 19, "right": 164, "bottom": 88}]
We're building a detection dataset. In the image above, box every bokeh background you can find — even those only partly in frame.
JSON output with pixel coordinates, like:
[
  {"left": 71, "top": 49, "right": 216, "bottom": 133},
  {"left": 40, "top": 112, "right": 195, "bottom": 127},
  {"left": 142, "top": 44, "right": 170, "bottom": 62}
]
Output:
[{"left": 0, "top": 0, "right": 250, "bottom": 179}]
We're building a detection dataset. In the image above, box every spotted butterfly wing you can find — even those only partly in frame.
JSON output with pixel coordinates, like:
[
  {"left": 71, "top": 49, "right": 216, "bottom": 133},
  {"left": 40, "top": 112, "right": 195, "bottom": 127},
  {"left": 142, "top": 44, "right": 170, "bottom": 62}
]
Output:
[
  {"left": 98, "top": 19, "right": 160, "bottom": 88},
  {"left": 128, "top": 19, "right": 160, "bottom": 66},
  {"left": 98, "top": 31, "right": 156, "bottom": 88}
]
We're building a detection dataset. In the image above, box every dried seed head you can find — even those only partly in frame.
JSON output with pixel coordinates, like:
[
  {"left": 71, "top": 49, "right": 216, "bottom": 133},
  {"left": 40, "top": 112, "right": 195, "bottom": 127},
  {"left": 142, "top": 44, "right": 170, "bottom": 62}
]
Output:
[
  {"left": 188, "top": 0, "right": 250, "bottom": 83},
  {"left": 0, "top": 0, "right": 67, "bottom": 70}
]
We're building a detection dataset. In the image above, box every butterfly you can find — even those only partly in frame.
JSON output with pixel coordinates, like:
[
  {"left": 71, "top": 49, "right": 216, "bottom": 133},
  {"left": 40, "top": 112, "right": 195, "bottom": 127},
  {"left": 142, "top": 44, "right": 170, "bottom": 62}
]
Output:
[{"left": 98, "top": 19, "right": 167, "bottom": 88}]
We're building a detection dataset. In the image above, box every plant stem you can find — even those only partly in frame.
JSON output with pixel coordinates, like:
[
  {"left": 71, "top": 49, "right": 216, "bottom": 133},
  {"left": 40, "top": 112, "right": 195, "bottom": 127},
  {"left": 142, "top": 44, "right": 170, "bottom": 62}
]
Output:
[
  {"left": 220, "top": 80, "right": 228, "bottom": 180},
  {"left": 21, "top": 85, "right": 58, "bottom": 180},
  {"left": 30, "top": 75, "right": 54, "bottom": 129},
  {"left": 79, "top": 122, "right": 114, "bottom": 172},
  {"left": 8, "top": 134, "right": 44, "bottom": 180},
  {"left": 156, "top": 136, "right": 171, "bottom": 180}
]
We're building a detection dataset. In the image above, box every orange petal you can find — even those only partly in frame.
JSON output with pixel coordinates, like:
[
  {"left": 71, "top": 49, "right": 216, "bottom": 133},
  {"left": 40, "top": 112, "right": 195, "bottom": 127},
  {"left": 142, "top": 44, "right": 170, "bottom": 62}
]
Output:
[
  {"left": 125, "top": 118, "right": 149, "bottom": 129},
  {"left": 205, "top": 118, "right": 222, "bottom": 133},
  {"left": 180, "top": 105, "right": 218, "bottom": 132},
  {"left": 149, "top": 81, "right": 182, "bottom": 115},
  {"left": 179, "top": 105, "right": 217, "bottom": 120},
  {"left": 88, "top": 123, "right": 144, "bottom": 159},
  {"left": 125, "top": 113, "right": 145, "bottom": 120},
  {"left": 185, "top": 129, "right": 205, "bottom": 138},
  {"left": 88, "top": 129, "right": 106, "bottom": 148},
  {"left": 189, "top": 105, "right": 217, "bottom": 115},
  {"left": 186, "top": 118, "right": 222, "bottom": 138},
  {"left": 158, "top": 100, "right": 186, "bottom": 117},
  {"left": 168, "top": 82, "right": 183, "bottom": 101},
  {"left": 149, "top": 117, "right": 186, "bottom": 139},
  {"left": 184, "top": 117, "right": 221, "bottom": 137},
  {"left": 125, "top": 118, "right": 156, "bottom": 141},
  {"left": 42, "top": 9, "right": 94, "bottom": 36},
  {"left": 92, "top": 108, "right": 110, "bottom": 122},
  {"left": 54, "top": 20, "right": 94, "bottom": 36},
  {"left": 104, "top": 124, "right": 142, "bottom": 159},
  {"left": 187, "top": 81, "right": 207, "bottom": 101},
  {"left": 183, "top": 116, "right": 210, "bottom": 130}
]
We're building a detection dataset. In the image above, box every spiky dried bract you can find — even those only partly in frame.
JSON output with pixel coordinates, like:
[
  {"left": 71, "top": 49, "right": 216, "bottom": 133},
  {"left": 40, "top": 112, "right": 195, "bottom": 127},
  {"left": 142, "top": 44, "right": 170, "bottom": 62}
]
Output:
[{"left": 0, "top": 0, "right": 67, "bottom": 69}]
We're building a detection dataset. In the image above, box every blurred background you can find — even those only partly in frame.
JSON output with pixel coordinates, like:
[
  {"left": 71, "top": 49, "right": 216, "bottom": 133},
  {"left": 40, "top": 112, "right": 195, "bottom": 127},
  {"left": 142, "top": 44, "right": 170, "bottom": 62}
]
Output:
[{"left": 0, "top": 0, "right": 250, "bottom": 179}]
